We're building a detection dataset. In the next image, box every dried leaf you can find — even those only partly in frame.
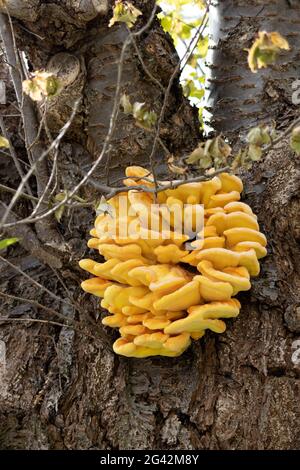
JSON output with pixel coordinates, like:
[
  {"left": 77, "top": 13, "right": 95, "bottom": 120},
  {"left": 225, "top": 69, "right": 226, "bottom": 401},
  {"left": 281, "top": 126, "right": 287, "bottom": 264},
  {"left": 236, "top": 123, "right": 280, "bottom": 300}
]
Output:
[
  {"left": 186, "top": 136, "right": 231, "bottom": 169},
  {"left": 121, "top": 94, "right": 157, "bottom": 130},
  {"left": 109, "top": 1, "right": 142, "bottom": 28},
  {"left": 120, "top": 93, "right": 133, "bottom": 114},
  {"left": 167, "top": 155, "right": 187, "bottom": 175},
  {"left": 247, "top": 126, "right": 272, "bottom": 146},
  {"left": 186, "top": 145, "right": 205, "bottom": 164},
  {"left": 248, "top": 31, "right": 289, "bottom": 73},
  {"left": 95, "top": 196, "right": 114, "bottom": 217},
  {"left": 210, "top": 136, "right": 231, "bottom": 159},
  {"left": 23, "top": 71, "right": 60, "bottom": 102},
  {"left": 248, "top": 144, "right": 263, "bottom": 162},
  {"left": 270, "top": 32, "right": 290, "bottom": 50}
]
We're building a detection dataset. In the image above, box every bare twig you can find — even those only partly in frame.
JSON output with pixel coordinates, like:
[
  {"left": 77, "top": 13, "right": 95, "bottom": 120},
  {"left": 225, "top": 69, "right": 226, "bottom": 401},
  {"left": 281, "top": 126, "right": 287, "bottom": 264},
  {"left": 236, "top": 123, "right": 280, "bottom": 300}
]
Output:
[
  {"left": 0, "top": 165, "right": 230, "bottom": 229},
  {"left": 0, "top": 292, "right": 102, "bottom": 343},
  {"left": 104, "top": 3, "right": 159, "bottom": 182},
  {"left": 30, "top": 150, "right": 58, "bottom": 218},
  {"left": 0, "top": 290, "right": 79, "bottom": 329},
  {"left": 0, "top": 316, "right": 77, "bottom": 330},
  {"left": 0, "top": 182, "right": 92, "bottom": 209},
  {"left": 0, "top": 202, "right": 62, "bottom": 268},
  {"left": 0, "top": 12, "right": 68, "bottom": 247},
  {"left": 83, "top": 165, "right": 230, "bottom": 198},
  {"left": 147, "top": 7, "right": 209, "bottom": 192},
  {"left": 0, "top": 99, "right": 81, "bottom": 229},
  {"left": 0, "top": 315, "right": 112, "bottom": 350},
  {"left": 0, "top": 114, "right": 34, "bottom": 198},
  {"left": 0, "top": 183, "right": 39, "bottom": 204},
  {"left": 0, "top": 254, "right": 71, "bottom": 306},
  {"left": 132, "top": 35, "right": 165, "bottom": 92},
  {"left": 263, "top": 115, "right": 300, "bottom": 155}
]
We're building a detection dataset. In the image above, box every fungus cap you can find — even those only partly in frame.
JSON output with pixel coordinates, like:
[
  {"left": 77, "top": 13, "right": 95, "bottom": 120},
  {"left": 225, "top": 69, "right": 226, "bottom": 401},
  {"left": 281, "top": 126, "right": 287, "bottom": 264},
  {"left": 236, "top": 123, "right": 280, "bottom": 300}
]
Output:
[{"left": 79, "top": 166, "right": 267, "bottom": 358}]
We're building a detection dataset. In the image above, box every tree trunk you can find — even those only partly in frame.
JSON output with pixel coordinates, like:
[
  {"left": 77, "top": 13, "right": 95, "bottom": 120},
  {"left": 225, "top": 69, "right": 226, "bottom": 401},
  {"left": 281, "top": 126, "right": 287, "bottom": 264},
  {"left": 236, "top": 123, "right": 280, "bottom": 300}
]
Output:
[
  {"left": 206, "top": 0, "right": 300, "bottom": 138},
  {"left": 0, "top": 0, "right": 300, "bottom": 450}
]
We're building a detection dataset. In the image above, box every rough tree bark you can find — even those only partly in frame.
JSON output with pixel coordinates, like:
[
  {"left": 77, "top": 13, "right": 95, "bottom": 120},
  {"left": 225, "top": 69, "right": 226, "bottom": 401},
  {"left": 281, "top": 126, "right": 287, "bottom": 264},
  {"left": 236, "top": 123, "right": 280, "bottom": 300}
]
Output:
[
  {"left": 0, "top": 0, "right": 299, "bottom": 450},
  {"left": 206, "top": 0, "right": 300, "bottom": 138}
]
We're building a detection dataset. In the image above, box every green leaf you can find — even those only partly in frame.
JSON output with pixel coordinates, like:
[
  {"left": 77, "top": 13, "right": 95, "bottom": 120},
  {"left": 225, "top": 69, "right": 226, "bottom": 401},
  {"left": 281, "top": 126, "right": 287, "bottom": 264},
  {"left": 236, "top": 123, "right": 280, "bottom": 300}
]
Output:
[
  {"left": 0, "top": 238, "right": 20, "bottom": 250},
  {"left": 141, "top": 110, "right": 157, "bottom": 130},
  {"left": 190, "top": 88, "right": 204, "bottom": 100},
  {"left": 159, "top": 14, "right": 173, "bottom": 34},
  {"left": 120, "top": 93, "right": 133, "bottom": 114},
  {"left": 290, "top": 126, "right": 300, "bottom": 155},
  {"left": 54, "top": 205, "right": 65, "bottom": 223},
  {"left": 0, "top": 136, "right": 9, "bottom": 148},
  {"left": 23, "top": 71, "right": 60, "bottom": 102},
  {"left": 196, "top": 36, "right": 209, "bottom": 58},
  {"left": 181, "top": 24, "right": 192, "bottom": 40},
  {"left": 109, "top": 1, "right": 142, "bottom": 28},
  {"left": 132, "top": 101, "right": 146, "bottom": 119},
  {"left": 247, "top": 126, "right": 271, "bottom": 146},
  {"left": 120, "top": 93, "right": 157, "bottom": 129},
  {"left": 248, "top": 31, "right": 289, "bottom": 73},
  {"left": 248, "top": 144, "right": 263, "bottom": 161},
  {"left": 186, "top": 136, "right": 231, "bottom": 169},
  {"left": 53, "top": 191, "right": 68, "bottom": 222}
]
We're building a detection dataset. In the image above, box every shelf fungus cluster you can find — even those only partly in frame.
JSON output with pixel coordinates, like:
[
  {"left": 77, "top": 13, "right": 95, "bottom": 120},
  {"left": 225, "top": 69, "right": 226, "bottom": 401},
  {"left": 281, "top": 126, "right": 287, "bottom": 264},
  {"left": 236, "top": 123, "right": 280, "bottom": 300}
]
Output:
[{"left": 79, "top": 166, "right": 267, "bottom": 358}]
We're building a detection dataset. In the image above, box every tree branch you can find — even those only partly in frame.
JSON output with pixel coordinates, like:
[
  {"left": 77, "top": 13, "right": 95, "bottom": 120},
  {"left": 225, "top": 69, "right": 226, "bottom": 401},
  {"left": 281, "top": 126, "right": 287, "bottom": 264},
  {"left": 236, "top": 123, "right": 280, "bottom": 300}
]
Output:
[
  {"left": 0, "top": 12, "right": 64, "bottom": 247},
  {"left": 0, "top": 202, "right": 62, "bottom": 268}
]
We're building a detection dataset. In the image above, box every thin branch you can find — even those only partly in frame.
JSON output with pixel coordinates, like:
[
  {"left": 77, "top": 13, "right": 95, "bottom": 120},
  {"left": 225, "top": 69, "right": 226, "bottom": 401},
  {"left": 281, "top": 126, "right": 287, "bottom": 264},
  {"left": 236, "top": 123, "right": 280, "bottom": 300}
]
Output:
[
  {"left": 30, "top": 150, "right": 58, "bottom": 218},
  {"left": 0, "top": 254, "right": 72, "bottom": 307},
  {"left": 0, "top": 164, "right": 230, "bottom": 229},
  {"left": 0, "top": 315, "right": 111, "bottom": 350},
  {"left": 0, "top": 183, "right": 39, "bottom": 203},
  {"left": 0, "top": 290, "right": 79, "bottom": 330},
  {"left": 0, "top": 98, "right": 81, "bottom": 229},
  {"left": 104, "top": 3, "right": 159, "bottom": 182},
  {"left": 0, "top": 292, "right": 102, "bottom": 343},
  {"left": 83, "top": 166, "right": 230, "bottom": 199},
  {"left": 0, "top": 114, "right": 34, "bottom": 198},
  {"left": 0, "top": 6, "right": 160, "bottom": 228},
  {"left": 263, "top": 115, "right": 300, "bottom": 154},
  {"left": 0, "top": 13, "right": 22, "bottom": 105},
  {"left": 0, "top": 202, "right": 62, "bottom": 268},
  {"left": 132, "top": 35, "right": 165, "bottom": 92},
  {"left": 0, "top": 316, "right": 77, "bottom": 330},
  {"left": 49, "top": 265, "right": 86, "bottom": 318},
  {"left": 0, "top": 182, "right": 92, "bottom": 209},
  {"left": 147, "top": 7, "right": 209, "bottom": 192}
]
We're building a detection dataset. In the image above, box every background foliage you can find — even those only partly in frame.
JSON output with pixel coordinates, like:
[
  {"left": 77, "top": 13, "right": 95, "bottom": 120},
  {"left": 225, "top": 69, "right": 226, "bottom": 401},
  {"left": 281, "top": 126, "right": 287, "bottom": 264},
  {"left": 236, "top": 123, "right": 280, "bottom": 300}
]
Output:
[{"left": 157, "top": 0, "right": 208, "bottom": 125}]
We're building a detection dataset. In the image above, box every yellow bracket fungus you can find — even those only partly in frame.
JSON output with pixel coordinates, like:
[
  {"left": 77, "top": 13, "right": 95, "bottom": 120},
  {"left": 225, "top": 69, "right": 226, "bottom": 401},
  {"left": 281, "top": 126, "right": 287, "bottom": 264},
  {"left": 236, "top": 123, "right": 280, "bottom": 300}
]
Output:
[{"left": 80, "top": 166, "right": 267, "bottom": 358}]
